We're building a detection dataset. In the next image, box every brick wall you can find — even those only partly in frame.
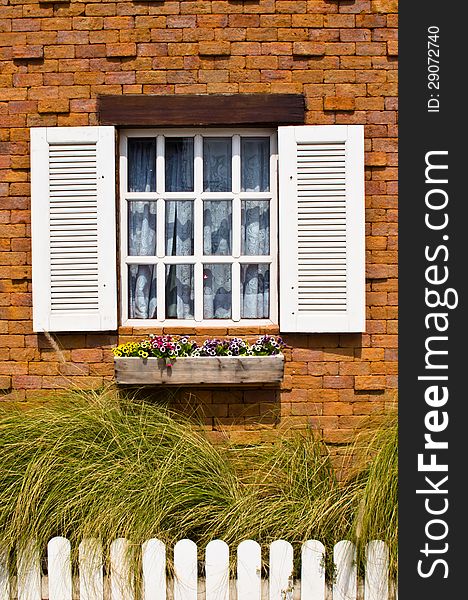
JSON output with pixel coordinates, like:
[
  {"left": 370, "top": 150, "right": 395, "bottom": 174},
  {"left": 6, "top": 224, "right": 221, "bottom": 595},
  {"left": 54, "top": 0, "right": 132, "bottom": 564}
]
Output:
[{"left": 0, "top": 0, "right": 398, "bottom": 446}]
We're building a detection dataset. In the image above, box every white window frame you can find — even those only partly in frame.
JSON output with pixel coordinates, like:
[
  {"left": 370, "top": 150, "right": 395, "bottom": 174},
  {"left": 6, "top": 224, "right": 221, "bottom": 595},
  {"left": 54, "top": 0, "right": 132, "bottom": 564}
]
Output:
[{"left": 119, "top": 128, "right": 278, "bottom": 328}]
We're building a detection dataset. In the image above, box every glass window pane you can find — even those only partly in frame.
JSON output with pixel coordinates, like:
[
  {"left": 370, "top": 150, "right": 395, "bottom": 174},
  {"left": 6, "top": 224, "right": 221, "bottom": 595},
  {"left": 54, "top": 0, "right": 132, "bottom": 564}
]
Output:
[
  {"left": 203, "top": 137, "right": 232, "bottom": 192},
  {"left": 203, "top": 200, "right": 232, "bottom": 256},
  {"left": 129, "top": 264, "right": 157, "bottom": 319},
  {"left": 203, "top": 264, "right": 231, "bottom": 319},
  {"left": 128, "top": 201, "right": 157, "bottom": 256},
  {"left": 241, "top": 200, "right": 270, "bottom": 255},
  {"left": 241, "top": 137, "right": 270, "bottom": 192},
  {"left": 165, "top": 137, "right": 194, "bottom": 192},
  {"left": 241, "top": 264, "right": 270, "bottom": 319},
  {"left": 165, "top": 264, "right": 194, "bottom": 319},
  {"left": 165, "top": 200, "right": 194, "bottom": 256},
  {"left": 128, "top": 138, "right": 156, "bottom": 193}
]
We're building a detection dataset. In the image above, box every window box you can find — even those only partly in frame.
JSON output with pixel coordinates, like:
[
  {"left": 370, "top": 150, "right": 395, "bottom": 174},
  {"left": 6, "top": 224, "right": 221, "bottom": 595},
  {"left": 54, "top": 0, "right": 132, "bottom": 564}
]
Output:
[{"left": 114, "top": 354, "right": 284, "bottom": 386}]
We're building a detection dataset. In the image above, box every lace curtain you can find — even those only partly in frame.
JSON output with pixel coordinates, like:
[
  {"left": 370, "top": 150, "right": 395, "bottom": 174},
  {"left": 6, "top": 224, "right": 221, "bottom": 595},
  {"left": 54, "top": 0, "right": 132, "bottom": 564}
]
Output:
[{"left": 127, "top": 137, "right": 270, "bottom": 319}]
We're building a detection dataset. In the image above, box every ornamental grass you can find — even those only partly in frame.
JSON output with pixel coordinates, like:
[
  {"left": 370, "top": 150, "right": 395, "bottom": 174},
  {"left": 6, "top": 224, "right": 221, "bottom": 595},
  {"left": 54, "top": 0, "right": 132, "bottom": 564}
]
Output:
[{"left": 0, "top": 389, "right": 397, "bottom": 579}]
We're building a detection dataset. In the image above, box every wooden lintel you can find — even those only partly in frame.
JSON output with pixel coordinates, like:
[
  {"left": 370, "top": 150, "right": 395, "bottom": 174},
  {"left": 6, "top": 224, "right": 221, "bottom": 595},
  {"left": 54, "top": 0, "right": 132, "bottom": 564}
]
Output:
[{"left": 98, "top": 94, "right": 305, "bottom": 127}]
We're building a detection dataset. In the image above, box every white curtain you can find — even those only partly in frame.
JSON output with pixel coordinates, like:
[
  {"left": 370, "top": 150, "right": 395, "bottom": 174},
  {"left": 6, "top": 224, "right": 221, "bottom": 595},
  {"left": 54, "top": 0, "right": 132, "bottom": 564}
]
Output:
[
  {"left": 165, "top": 138, "right": 194, "bottom": 192},
  {"left": 240, "top": 200, "right": 270, "bottom": 318},
  {"left": 127, "top": 136, "right": 270, "bottom": 320},
  {"left": 203, "top": 137, "right": 231, "bottom": 192},
  {"left": 203, "top": 264, "right": 231, "bottom": 319},
  {"left": 241, "top": 137, "right": 269, "bottom": 192},
  {"left": 165, "top": 200, "right": 194, "bottom": 318},
  {"left": 241, "top": 264, "right": 269, "bottom": 318},
  {"left": 128, "top": 201, "right": 157, "bottom": 318},
  {"left": 128, "top": 138, "right": 155, "bottom": 192}
]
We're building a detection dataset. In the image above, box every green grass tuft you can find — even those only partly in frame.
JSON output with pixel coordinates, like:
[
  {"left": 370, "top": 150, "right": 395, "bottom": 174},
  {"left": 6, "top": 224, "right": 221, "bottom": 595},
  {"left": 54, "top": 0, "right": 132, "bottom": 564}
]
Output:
[{"left": 0, "top": 390, "right": 397, "bottom": 582}]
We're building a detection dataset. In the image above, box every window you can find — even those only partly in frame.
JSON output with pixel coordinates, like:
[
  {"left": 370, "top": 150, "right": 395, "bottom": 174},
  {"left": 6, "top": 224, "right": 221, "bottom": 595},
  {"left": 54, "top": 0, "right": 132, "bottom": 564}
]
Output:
[
  {"left": 119, "top": 129, "right": 278, "bottom": 326},
  {"left": 30, "top": 124, "right": 365, "bottom": 334}
]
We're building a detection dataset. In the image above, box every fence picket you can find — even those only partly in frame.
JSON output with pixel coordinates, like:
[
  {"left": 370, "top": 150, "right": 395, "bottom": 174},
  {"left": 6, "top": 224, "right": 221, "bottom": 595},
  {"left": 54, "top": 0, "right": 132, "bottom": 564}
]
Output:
[
  {"left": 206, "top": 540, "right": 229, "bottom": 600},
  {"left": 0, "top": 545, "right": 9, "bottom": 600},
  {"left": 142, "top": 539, "right": 166, "bottom": 600},
  {"left": 17, "top": 540, "right": 41, "bottom": 600},
  {"left": 110, "top": 538, "right": 134, "bottom": 600},
  {"left": 174, "top": 539, "right": 197, "bottom": 600},
  {"left": 237, "top": 540, "right": 261, "bottom": 600},
  {"left": 79, "top": 538, "right": 104, "bottom": 600},
  {"left": 333, "top": 541, "right": 357, "bottom": 600},
  {"left": 48, "top": 537, "right": 72, "bottom": 600},
  {"left": 300, "top": 540, "right": 325, "bottom": 600},
  {"left": 365, "top": 541, "right": 389, "bottom": 600},
  {"left": 1, "top": 536, "right": 394, "bottom": 599},
  {"left": 269, "top": 540, "right": 294, "bottom": 600}
]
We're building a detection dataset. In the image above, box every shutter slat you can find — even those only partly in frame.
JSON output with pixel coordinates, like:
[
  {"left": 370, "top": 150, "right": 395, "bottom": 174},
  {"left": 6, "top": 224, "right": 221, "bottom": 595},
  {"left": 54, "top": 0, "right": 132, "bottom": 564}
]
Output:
[
  {"left": 279, "top": 125, "right": 365, "bottom": 332},
  {"left": 31, "top": 126, "right": 117, "bottom": 332}
]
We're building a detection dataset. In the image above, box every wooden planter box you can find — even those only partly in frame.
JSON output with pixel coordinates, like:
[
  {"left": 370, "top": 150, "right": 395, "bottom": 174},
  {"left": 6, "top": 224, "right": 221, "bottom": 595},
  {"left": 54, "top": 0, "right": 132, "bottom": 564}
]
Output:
[{"left": 114, "top": 355, "right": 284, "bottom": 386}]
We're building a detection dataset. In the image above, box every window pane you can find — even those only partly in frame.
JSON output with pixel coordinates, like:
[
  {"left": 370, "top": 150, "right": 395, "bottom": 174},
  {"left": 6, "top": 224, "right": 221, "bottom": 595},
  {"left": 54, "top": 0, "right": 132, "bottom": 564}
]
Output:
[
  {"left": 203, "top": 200, "right": 232, "bottom": 256},
  {"left": 241, "top": 264, "right": 270, "bottom": 319},
  {"left": 203, "top": 137, "right": 232, "bottom": 192},
  {"left": 241, "top": 200, "right": 270, "bottom": 255},
  {"left": 129, "top": 264, "right": 157, "bottom": 319},
  {"left": 165, "top": 137, "right": 194, "bottom": 192},
  {"left": 241, "top": 137, "right": 270, "bottom": 192},
  {"left": 128, "top": 201, "right": 157, "bottom": 256},
  {"left": 203, "top": 264, "right": 231, "bottom": 319},
  {"left": 165, "top": 200, "right": 194, "bottom": 256},
  {"left": 165, "top": 264, "right": 194, "bottom": 319},
  {"left": 128, "top": 138, "right": 156, "bottom": 193}
]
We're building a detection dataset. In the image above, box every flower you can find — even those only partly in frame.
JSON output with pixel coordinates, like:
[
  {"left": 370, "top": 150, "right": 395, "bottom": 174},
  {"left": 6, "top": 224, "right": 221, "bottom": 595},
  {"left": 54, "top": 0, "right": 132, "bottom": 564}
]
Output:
[{"left": 113, "top": 334, "right": 284, "bottom": 359}]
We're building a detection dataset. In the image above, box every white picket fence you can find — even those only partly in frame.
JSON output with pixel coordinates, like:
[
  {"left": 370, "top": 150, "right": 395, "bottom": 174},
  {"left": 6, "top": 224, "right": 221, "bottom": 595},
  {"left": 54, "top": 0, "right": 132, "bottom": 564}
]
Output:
[{"left": 0, "top": 538, "right": 394, "bottom": 600}]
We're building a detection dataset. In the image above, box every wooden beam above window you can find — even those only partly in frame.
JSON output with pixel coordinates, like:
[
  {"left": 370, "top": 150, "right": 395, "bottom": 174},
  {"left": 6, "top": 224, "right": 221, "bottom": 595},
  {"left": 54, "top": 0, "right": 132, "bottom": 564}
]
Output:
[{"left": 98, "top": 94, "right": 305, "bottom": 127}]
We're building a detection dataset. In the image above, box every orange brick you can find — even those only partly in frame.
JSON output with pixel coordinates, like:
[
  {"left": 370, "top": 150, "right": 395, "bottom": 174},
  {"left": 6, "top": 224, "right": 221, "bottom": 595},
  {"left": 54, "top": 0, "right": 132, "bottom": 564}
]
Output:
[
  {"left": 355, "top": 376, "right": 386, "bottom": 390},
  {"left": 13, "top": 45, "right": 44, "bottom": 60},
  {"left": 292, "top": 42, "right": 325, "bottom": 56},
  {"left": 324, "top": 15, "right": 355, "bottom": 28},
  {"left": 323, "top": 376, "right": 354, "bottom": 389},
  {"left": 324, "top": 96, "right": 356, "bottom": 111},
  {"left": 0, "top": 362, "right": 28, "bottom": 375},
  {"left": 199, "top": 41, "right": 231, "bottom": 56},
  {"left": 0, "top": 375, "right": 11, "bottom": 390},
  {"left": 366, "top": 151, "right": 387, "bottom": 166},
  {"left": 12, "top": 375, "right": 42, "bottom": 389},
  {"left": 323, "top": 402, "right": 354, "bottom": 416},
  {"left": 387, "top": 40, "right": 398, "bottom": 56},
  {"left": 356, "top": 42, "right": 387, "bottom": 56},
  {"left": 372, "top": 0, "right": 398, "bottom": 12},
  {"left": 106, "top": 43, "right": 136, "bottom": 58},
  {"left": 38, "top": 99, "right": 70, "bottom": 114}
]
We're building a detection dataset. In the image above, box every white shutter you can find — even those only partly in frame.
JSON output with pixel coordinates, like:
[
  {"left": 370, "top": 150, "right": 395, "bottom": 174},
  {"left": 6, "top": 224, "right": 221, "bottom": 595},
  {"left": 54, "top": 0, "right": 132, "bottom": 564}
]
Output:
[
  {"left": 278, "top": 125, "right": 365, "bottom": 332},
  {"left": 31, "top": 126, "right": 117, "bottom": 332}
]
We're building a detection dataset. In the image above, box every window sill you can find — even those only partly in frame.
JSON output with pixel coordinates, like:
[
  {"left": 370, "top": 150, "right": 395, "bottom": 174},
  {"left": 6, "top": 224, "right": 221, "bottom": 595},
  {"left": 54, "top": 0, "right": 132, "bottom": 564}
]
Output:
[
  {"left": 114, "top": 355, "right": 284, "bottom": 386},
  {"left": 118, "top": 322, "right": 280, "bottom": 336}
]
